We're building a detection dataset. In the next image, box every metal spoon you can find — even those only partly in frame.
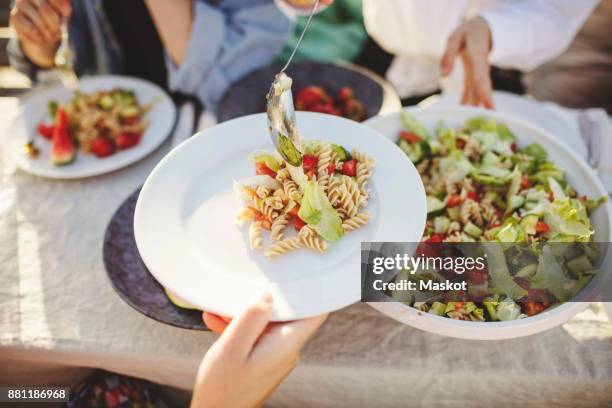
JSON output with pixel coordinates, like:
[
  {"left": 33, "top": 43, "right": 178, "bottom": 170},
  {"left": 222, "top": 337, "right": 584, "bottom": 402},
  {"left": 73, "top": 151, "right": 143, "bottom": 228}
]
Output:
[
  {"left": 266, "top": 0, "right": 320, "bottom": 167},
  {"left": 54, "top": 17, "right": 79, "bottom": 90}
]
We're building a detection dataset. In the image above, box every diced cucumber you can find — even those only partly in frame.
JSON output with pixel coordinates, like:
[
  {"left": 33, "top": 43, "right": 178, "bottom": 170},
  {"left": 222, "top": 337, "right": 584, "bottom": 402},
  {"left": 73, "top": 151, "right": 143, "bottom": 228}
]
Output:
[
  {"left": 433, "top": 216, "right": 450, "bottom": 234},
  {"left": 99, "top": 94, "right": 114, "bottom": 110},
  {"left": 506, "top": 195, "right": 525, "bottom": 214},
  {"left": 584, "top": 245, "right": 600, "bottom": 264},
  {"left": 515, "top": 264, "right": 537, "bottom": 278},
  {"left": 464, "top": 221, "right": 482, "bottom": 238},
  {"left": 520, "top": 215, "right": 539, "bottom": 235},
  {"left": 447, "top": 206, "right": 460, "bottom": 220},
  {"left": 497, "top": 224, "right": 518, "bottom": 242},
  {"left": 428, "top": 302, "right": 446, "bottom": 316},
  {"left": 566, "top": 255, "right": 593, "bottom": 275},
  {"left": 120, "top": 105, "right": 140, "bottom": 118},
  {"left": 331, "top": 144, "right": 351, "bottom": 161},
  {"left": 427, "top": 196, "right": 446, "bottom": 218}
]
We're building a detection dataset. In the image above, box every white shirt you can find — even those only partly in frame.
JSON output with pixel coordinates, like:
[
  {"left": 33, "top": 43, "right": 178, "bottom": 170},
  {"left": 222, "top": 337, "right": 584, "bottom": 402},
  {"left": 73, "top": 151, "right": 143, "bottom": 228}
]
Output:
[{"left": 363, "top": 0, "right": 600, "bottom": 98}]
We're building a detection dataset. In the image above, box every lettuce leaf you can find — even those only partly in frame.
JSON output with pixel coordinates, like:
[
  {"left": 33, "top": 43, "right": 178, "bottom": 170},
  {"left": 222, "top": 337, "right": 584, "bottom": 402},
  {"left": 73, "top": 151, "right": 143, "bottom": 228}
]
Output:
[
  {"left": 298, "top": 181, "right": 344, "bottom": 242},
  {"left": 400, "top": 111, "right": 431, "bottom": 139},
  {"left": 483, "top": 245, "right": 528, "bottom": 299},
  {"left": 544, "top": 198, "right": 593, "bottom": 242},
  {"left": 531, "top": 245, "right": 578, "bottom": 301}
]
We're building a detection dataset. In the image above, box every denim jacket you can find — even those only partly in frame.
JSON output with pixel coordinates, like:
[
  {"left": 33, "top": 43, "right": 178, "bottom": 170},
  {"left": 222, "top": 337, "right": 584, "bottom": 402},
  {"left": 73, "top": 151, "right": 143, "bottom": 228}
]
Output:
[{"left": 7, "top": 0, "right": 292, "bottom": 110}]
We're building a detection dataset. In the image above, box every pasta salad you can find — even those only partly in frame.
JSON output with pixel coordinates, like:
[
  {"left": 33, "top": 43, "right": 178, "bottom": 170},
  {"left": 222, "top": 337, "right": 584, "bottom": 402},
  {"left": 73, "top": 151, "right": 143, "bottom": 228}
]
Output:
[
  {"left": 395, "top": 112, "right": 607, "bottom": 321},
  {"left": 235, "top": 142, "right": 374, "bottom": 259}
]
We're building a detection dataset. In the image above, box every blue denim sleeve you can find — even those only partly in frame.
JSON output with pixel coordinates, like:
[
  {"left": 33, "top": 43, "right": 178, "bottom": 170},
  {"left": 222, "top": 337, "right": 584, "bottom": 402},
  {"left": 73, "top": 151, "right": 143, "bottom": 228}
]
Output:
[{"left": 165, "top": 0, "right": 292, "bottom": 111}]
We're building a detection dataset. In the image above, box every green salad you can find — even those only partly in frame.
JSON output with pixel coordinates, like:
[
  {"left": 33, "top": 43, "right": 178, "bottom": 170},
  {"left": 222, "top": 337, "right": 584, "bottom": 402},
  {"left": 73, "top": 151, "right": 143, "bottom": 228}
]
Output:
[{"left": 394, "top": 111, "right": 607, "bottom": 321}]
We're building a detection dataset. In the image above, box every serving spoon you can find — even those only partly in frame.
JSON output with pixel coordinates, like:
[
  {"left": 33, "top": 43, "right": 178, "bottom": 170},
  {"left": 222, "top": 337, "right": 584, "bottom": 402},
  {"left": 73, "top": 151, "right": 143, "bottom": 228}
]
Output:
[{"left": 266, "top": 0, "right": 320, "bottom": 167}]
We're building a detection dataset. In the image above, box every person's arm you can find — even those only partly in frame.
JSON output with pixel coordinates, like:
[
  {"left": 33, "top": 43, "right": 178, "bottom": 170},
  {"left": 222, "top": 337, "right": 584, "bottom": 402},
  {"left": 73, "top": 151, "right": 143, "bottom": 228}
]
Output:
[
  {"left": 192, "top": 294, "right": 327, "bottom": 408},
  {"left": 440, "top": 0, "right": 600, "bottom": 108},
  {"left": 480, "top": 0, "right": 600, "bottom": 71},
  {"left": 143, "top": 0, "right": 193, "bottom": 67}
]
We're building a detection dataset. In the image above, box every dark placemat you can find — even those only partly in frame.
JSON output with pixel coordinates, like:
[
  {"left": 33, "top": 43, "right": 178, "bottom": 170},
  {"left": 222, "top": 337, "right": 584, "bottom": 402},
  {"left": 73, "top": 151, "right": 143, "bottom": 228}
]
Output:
[
  {"left": 217, "top": 62, "right": 384, "bottom": 123},
  {"left": 103, "top": 188, "right": 208, "bottom": 330}
]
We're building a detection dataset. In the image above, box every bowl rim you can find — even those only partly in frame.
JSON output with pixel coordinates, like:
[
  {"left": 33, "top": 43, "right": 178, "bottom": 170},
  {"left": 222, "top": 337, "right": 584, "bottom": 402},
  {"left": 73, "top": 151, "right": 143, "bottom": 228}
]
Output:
[{"left": 364, "top": 105, "right": 612, "bottom": 340}]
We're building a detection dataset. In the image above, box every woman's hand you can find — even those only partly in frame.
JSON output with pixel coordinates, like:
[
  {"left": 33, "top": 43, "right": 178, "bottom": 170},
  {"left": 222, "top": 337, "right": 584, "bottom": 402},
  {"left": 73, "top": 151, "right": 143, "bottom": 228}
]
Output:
[
  {"left": 191, "top": 294, "right": 327, "bottom": 408},
  {"left": 10, "top": 0, "right": 71, "bottom": 68},
  {"left": 440, "top": 16, "right": 495, "bottom": 109}
]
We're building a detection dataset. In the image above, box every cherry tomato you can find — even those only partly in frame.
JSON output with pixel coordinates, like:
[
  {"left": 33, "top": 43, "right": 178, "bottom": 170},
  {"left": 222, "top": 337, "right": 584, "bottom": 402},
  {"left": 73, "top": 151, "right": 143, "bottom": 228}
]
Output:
[
  {"left": 521, "top": 176, "right": 532, "bottom": 190},
  {"left": 293, "top": 216, "right": 306, "bottom": 231},
  {"left": 302, "top": 154, "right": 319, "bottom": 172},
  {"left": 446, "top": 195, "right": 462, "bottom": 208},
  {"left": 467, "top": 191, "right": 480, "bottom": 202},
  {"left": 255, "top": 162, "right": 277, "bottom": 178},
  {"left": 400, "top": 131, "right": 422, "bottom": 144},
  {"left": 535, "top": 221, "right": 550, "bottom": 234},
  {"left": 342, "top": 159, "right": 357, "bottom": 177}
]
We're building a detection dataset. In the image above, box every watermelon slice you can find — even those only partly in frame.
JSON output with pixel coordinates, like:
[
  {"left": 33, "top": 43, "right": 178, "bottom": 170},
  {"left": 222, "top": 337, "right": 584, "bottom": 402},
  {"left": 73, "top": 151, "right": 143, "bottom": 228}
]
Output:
[{"left": 51, "top": 107, "right": 75, "bottom": 166}]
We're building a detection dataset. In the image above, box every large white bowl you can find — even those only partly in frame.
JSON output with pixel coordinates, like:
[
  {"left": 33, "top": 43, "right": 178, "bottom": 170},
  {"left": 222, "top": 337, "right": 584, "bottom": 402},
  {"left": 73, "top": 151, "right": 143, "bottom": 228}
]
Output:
[{"left": 365, "top": 106, "right": 612, "bottom": 340}]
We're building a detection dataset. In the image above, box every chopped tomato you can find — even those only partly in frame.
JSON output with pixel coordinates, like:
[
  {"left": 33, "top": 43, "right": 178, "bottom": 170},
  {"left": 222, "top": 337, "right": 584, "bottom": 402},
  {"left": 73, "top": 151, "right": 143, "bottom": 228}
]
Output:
[
  {"left": 287, "top": 204, "right": 300, "bottom": 218},
  {"left": 522, "top": 301, "right": 546, "bottom": 316},
  {"left": 302, "top": 154, "right": 319, "bottom": 172},
  {"left": 446, "top": 195, "right": 462, "bottom": 208},
  {"left": 467, "top": 191, "right": 480, "bottom": 202},
  {"left": 254, "top": 212, "right": 265, "bottom": 221},
  {"left": 520, "top": 176, "right": 532, "bottom": 190},
  {"left": 399, "top": 131, "right": 422, "bottom": 144},
  {"left": 327, "top": 162, "right": 336, "bottom": 175},
  {"left": 455, "top": 139, "right": 466, "bottom": 149},
  {"left": 425, "top": 234, "right": 445, "bottom": 243},
  {"left": 255, "top": 162, "right": 277, "bottom": 178},
  {"left": 293, "top": 216, "right": 306, "bottom": 231},
  {"left": 535, "top": 221, "right": 550, "bottom": 234},
  {"left": 121, "top": 115, "right": 141, "bottom": 126},
  {"left": 342, "top": 159, "right": 357, "bottom": 177},
  {"left": 37, "top": 124, "right": 54, "bottom": 140},
  {"left": 466, "top": 267, "right": 488, "bottom": 284}
]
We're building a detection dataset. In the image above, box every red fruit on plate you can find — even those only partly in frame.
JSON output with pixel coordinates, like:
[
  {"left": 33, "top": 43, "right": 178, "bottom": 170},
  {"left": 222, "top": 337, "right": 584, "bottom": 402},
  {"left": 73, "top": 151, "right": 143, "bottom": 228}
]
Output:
[
  {"left": 336, "top": 86, "right": 355, "bottom": 102},
  {"left": 343, "top": 99, "right": 366, "bottom": 122},
  {"left": 91, "top": 136, "right": 116, "bottom": 158},
  {"left": 116, "top": 131, "right": 142, "bottom": 150},
  {"left": 341, "top": 159, "right": 357, "bottom": 177},
  {"left": 37, "top": 124, "right": 54, "bottom": 140},
  {"left": 51, "top": 108, "right": 75, "bottom": 165},
  {"left": 294, "top": 86, "right": 329, "bottom": 110}
]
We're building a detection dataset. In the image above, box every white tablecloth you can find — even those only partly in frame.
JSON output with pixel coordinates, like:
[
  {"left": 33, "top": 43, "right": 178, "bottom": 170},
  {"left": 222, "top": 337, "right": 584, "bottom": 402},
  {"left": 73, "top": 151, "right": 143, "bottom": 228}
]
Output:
[{"left": 1, "top": 96, "right": 612, "bottom": 407}]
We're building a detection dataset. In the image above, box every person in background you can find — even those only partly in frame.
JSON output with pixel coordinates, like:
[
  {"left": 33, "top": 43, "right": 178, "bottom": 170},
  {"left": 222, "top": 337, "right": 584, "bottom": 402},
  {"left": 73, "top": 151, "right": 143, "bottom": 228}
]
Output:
[
  {"left": 524, "top": 0, "right": 612, "bottom": 114},
  {"left": 361, "top": 0, "right": 600, "bottom": 108},
  {"left": 8, "top": 0, "right": 331, "bottom": 111},
  {"left": 192, "top": 294, "right": 327, "bottom": 407}
]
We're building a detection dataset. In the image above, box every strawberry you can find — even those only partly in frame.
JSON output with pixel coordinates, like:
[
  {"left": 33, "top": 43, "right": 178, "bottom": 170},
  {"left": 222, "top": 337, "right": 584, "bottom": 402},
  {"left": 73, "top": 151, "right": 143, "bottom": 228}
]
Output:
[
  {"left": 336, "top": 86, "right": 355, "bottom": 102},
  {"left": 37, "top": 124, "right": 54, "bottom": 140},
  {"left": 343, "top": 99, "right": 366, "bottom": 121},
  {"left": 91, "top": 136, "right": 116, "bottom": 158},
  {"left": 116, "top": 131, "right": 141, "bottom": 150},
  {"left": 294, "top": 86, "right": 329, "bottom": 110}
]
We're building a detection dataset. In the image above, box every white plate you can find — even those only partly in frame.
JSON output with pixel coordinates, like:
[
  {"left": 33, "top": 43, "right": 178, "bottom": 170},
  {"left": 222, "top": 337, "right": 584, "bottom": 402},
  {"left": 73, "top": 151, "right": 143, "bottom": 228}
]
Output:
[
  {"left": 134, "top": 112, "right": 427, "bottom": 321},
  {"left": 365, "top": 106, "right": 612, "bottom": 340},
  {"left": 5, "top": 75, "right": 176, "bottom": 179}
]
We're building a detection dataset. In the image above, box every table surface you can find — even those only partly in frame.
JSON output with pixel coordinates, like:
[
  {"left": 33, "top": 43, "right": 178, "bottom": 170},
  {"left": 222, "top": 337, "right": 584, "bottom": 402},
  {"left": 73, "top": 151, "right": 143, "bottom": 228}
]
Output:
[{"left": 1, "top": 96, "right": 611, "bottom": 407}]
